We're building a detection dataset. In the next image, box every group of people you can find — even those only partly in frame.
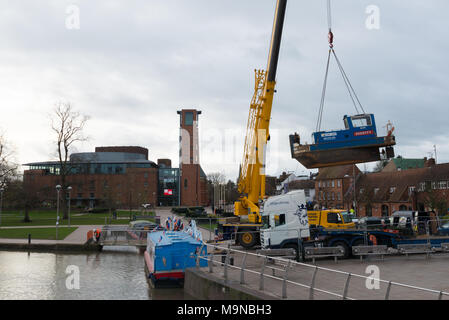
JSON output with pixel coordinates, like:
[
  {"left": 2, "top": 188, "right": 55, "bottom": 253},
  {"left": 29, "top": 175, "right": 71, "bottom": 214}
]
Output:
[{"left": 165, "top": 216, "right": 184, "bottom": 231}]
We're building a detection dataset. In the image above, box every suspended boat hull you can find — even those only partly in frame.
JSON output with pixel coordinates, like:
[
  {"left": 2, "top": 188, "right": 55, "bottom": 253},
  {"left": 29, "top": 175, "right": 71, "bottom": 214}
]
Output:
[{"left": 290, "top": 134, "right": 395, "bottom": 169}]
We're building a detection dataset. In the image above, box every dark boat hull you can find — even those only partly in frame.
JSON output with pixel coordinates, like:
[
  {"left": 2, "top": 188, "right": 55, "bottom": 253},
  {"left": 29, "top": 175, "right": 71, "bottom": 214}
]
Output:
[
  {"left": 290, "top": 133, "right": 395, "bottom": 169},
  {"left": 294, "top": 146, "right": 381, "bottom": 169}
]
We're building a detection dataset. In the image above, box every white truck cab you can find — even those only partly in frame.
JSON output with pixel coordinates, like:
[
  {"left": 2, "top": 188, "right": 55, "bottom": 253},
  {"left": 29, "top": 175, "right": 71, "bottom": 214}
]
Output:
[{"left": 260, "top": 190, "right": 310, "bottom": 250}]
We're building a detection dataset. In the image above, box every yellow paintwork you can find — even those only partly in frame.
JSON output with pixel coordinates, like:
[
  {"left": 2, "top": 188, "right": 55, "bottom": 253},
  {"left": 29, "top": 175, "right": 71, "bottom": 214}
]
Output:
[
  {"left": 308, "top": 210, "right": 356, "bottom": 229},
  {"left": 235, "top": 0, "right": 284, "bottom": 224}
]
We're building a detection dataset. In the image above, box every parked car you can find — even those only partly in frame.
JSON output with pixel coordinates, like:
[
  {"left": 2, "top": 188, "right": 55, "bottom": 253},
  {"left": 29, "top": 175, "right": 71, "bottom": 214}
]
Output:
[
  {"left": 129, "top": 220, "right": 161, "bottom": 231},
  {"left": 438, "top": 222, "right": 449, "bottom": 236},
  {"left": 358, "top": 217, "right": 383, "bottom": 230},
  {"left": 141, "top": 203, "right": 152, "bottom": 209}
]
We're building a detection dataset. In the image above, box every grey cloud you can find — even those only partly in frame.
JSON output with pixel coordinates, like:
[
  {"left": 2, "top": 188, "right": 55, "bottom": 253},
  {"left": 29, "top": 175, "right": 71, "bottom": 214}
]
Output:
[{"left": 1, "top": 0, "right": 448, "bottom": 180}]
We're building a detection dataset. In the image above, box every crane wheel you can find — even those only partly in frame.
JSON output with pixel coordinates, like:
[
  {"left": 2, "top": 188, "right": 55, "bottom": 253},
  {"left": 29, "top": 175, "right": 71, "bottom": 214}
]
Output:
[{"left": 238, "top": 229, "right": 258, "bottom": 249}]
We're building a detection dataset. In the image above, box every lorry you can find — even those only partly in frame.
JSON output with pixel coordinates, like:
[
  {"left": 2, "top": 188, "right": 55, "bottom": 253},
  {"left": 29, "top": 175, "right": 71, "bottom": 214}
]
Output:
[
  {"left": 260, "top": 190, "right": 449, "bottom": 260},
  {"left": 218, "top": 190, "right": 355, "bottom": 248}
]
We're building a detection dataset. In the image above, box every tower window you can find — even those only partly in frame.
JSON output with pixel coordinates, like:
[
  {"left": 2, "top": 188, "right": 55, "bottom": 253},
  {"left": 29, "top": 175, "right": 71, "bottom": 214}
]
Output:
[{"left": 185, "top": 112, "right": 194, "bottom": 126}]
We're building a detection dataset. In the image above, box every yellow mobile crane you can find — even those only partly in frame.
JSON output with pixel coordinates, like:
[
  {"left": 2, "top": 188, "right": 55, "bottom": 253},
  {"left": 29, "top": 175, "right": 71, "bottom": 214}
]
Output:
[{"left": 217, "top": 0, "right": 288, "bottom": 248}]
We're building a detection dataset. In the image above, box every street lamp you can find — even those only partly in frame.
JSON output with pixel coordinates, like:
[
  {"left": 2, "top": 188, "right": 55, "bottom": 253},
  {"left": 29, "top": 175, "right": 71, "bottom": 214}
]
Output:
[
  {"left": 0, "top": 187, "right": 4, "bottom": 227},
  {"left": 67, "top": 186, "right": 72, "bottom": 228},
  {"left": 56, "top": 185, "right": 61, "bottom": 240},
  {"left": 344, "top": 172, "right": 356, "bottom": 214},
  {"left": 353, "top": 165, "right": 357, "bottom": 214}
]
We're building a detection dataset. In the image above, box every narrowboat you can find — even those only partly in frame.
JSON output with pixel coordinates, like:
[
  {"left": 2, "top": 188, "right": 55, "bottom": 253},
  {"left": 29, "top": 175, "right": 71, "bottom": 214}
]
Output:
[
  {"left": 290, "top": 114, "right": 396, "bottom": 169},
  {"left": 144, "top": 221, "right": 208, "bottom": 287}
]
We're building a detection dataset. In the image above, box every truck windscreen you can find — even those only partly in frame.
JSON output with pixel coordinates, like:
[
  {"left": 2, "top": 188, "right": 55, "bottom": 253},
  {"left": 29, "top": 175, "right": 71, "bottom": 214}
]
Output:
[{"left": 340, "top": 212, "right": 353, "bottom": 223}]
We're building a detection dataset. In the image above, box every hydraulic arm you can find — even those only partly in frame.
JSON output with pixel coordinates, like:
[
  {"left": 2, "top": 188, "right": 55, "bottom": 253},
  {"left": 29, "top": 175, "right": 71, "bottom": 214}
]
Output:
[{"left": 234, "top": 0, "right": 287, "bottom": 223}]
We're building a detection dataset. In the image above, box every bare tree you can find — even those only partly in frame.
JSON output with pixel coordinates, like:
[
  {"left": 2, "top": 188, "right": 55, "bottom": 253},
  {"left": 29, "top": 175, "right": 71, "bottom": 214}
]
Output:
[
  {"left": 208, "top": 172, "right": 226, "bottom": 186},
  {"left": 420, "top": 186, "right": 447, "bottom": 216},
  {"left": 0, "top": 133, "right": 18, "bottom": 188},
  {"left": 373, "top": 159, "right": 389, "bottom": 172},
  {"left": 51, "top": 102, "right": 89, "bottom": 219}
]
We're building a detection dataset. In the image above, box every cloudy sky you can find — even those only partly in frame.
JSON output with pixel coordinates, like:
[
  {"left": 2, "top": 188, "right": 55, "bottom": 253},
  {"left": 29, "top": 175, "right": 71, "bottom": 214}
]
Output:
[{"left": 1, "top": 0, "right": 448, "bottom": 181}]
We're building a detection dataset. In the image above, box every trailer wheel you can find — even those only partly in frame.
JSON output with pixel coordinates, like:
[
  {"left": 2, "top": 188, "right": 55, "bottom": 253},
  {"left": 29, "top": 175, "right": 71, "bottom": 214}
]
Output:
[
  {"left": 334, "top": 241, "right": 350, "bottom": 259},
  {"left": 351, "top": 239, "right": 365, "bottom": 257},
  {"left": 238, "top": 229, "right": 258, "bottom": 249}
]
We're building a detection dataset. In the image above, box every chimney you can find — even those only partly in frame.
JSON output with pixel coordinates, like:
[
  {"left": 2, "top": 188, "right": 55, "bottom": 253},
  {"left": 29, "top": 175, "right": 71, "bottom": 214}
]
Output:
[{"left": 425, "top": 158, "right": 436, "bottom": 167}]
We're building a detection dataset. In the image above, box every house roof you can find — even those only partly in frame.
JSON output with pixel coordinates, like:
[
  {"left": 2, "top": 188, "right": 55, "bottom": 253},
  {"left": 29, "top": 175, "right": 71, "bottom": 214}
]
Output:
[
  {"left": 288, "top": 180, "right": 315, "bottom": 190},
  {"left": 391, "top": 158, "right": 425, "bottom": 170},
  {"left": 316, "top": 165, "right": 361, "bottom": 180},
  {"left": 353, "top": 162, "right": 449, "bottom": 203}
]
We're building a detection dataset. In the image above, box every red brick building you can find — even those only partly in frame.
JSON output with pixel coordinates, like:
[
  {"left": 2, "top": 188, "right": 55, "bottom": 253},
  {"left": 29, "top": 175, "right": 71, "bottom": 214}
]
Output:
[
  {"left": 24, "top": 147, "right": 159, "bottom": 209},
  {"left": 315, "top": 165, "right": 362, "bottom": 210},
  {"left": 354, "top": 159, "right": 449, "bottom": 217},
  {"left": 23, "top": 108, "right": 211, "bottom": 209},
  {"left": 314, "top": 159, "right": 449, "bottom": 217}
]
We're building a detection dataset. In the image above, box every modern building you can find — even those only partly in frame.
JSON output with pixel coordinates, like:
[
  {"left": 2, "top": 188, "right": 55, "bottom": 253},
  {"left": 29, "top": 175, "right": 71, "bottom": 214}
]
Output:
[
  {"left": 24, "top": 146, "right": 159, "bottom": 209},
  {"left": 157, "top": 159, "right": 180, "bottom": 207},
  {"left": 23, "top": 109, "right": 211, "bottom": 209}
]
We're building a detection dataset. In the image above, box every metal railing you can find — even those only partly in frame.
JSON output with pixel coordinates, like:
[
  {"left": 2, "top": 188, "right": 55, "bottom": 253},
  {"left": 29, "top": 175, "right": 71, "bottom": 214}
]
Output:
[
  {"left": 98, "top": 225, "right": 162, "bottom": 246},
  {"left": 194, "top": 242, "right": 449, "bottom": 300}
]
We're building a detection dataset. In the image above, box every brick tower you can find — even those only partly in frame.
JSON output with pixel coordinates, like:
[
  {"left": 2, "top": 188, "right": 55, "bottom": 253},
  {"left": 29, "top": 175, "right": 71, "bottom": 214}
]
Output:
[{"left": 177, "top": 109, "right": 208, "bottom": 207}]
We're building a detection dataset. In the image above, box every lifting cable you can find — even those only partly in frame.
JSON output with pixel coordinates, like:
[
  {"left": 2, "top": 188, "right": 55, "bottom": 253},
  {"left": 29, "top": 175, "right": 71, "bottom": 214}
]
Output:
[{"left": 316, "top": 0, "right": 366, "bottom": 132}]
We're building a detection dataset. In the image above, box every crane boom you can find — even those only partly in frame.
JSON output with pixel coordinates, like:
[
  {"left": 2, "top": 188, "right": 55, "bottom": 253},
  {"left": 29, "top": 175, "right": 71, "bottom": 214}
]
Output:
[{"left": 235, "top": 0, "right": 287, "bottom": 224}]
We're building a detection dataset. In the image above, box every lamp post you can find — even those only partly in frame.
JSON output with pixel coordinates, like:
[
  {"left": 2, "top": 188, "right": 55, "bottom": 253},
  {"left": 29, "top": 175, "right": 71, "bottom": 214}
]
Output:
[
  {"left": 56, "top": 185, "right": 61, "bottom": 240},
  {"left": 0, "top": 187, "right": 4, "bottom": 227},
  {"left": 67, "top": 186, "right": 72, "bottom": 228},
  {"left": 353, "top": 165, "right": 357, "bottom": 214}
]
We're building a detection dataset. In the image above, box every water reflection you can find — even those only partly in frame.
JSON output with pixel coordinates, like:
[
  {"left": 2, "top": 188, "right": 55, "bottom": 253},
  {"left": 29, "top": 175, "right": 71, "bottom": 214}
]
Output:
[{"left": 0, "top": 250, "right": 193, "bottom": 300}]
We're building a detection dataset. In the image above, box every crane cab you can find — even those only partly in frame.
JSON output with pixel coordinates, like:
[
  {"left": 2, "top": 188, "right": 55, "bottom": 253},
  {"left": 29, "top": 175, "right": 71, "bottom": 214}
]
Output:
[
  {"left": 313, "top": 114, "right": 377, "bottom": 145},
  {"left": 290, "top": 114, "right": 396, "bottom": 169}
]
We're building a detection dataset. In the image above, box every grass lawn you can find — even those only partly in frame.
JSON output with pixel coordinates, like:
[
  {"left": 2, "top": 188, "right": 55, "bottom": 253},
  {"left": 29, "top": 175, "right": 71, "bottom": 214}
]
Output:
[
  {"left": 0, "top": 210, "right": 159, "bottom": 227},
  {"left": 0, "top": 210, "right": 139, "bottom": 227},
  {"left": 0, "top": 227, "right": 78, "bottom": 240}
]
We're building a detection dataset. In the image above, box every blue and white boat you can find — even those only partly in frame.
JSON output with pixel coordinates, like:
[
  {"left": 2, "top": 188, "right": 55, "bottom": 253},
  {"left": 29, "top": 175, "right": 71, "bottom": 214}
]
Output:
[
  {"left": 290, "top": 114, "right": 396, "bottom": 169},
  {"left": 144, "top": 219, "right": 208, "bottom": 287}
]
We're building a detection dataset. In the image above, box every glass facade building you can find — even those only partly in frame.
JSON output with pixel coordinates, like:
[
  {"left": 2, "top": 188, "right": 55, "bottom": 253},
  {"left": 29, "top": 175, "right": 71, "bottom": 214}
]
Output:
[
  {"left": 158, "top": 168, "right": 180, "bottom": 206},
  {"left": 27, "top": 163, "right": 154, "bottom": 175}
]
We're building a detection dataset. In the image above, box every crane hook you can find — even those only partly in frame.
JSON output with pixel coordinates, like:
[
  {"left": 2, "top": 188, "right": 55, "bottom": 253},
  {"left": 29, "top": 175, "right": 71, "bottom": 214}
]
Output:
[{"left": 328, "top": 30, "right": 334, "bottom": 48}]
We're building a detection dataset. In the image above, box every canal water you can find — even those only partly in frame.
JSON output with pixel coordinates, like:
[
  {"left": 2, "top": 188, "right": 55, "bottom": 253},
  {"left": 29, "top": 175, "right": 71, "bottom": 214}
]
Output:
[{"left": 0, "top": 247, "right": 193, "bottom": 300}]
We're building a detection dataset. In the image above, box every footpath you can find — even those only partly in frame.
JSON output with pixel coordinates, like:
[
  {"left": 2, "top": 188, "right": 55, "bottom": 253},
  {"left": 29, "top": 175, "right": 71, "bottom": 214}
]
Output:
[{"left": 0, "top": 225, "right": 115, "bottom": 252}]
